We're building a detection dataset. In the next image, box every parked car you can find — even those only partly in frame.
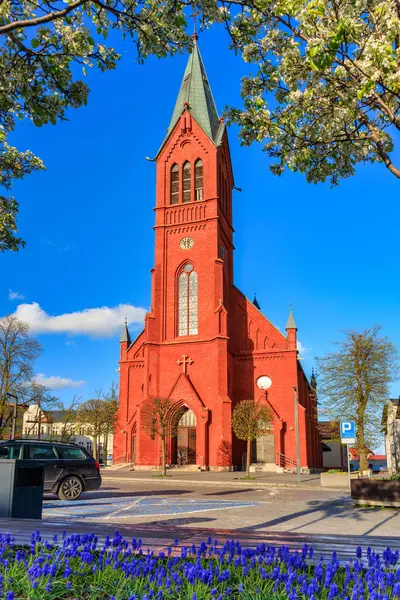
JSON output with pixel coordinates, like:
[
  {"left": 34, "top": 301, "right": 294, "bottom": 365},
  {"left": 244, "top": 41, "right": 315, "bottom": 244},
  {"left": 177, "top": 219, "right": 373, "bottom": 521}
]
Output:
[{"left": 0, "top": 440, "right": 101, "bottom": 500}]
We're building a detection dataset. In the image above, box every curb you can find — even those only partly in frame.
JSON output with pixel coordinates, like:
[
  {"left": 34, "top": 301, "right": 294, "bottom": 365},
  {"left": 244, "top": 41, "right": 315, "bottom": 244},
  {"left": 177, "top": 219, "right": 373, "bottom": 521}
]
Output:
[{"left": 102, "top": 476, "right": 347, "bottom": 493}]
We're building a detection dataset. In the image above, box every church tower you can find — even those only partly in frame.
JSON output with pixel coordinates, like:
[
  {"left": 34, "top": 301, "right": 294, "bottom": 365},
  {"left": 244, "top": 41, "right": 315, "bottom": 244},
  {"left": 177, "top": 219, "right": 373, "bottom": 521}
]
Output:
[
  {"left": 149, "top": 35, "right": 234, "bottom": 345},
  {"left": 114, "top": 40, "right": 322, "bottom": 472}
]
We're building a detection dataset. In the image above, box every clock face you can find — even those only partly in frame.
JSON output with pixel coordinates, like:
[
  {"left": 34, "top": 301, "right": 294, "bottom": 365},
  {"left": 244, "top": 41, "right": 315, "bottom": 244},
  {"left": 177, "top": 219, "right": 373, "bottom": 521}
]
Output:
[{"left": 180, "top": 237, "right": 194, "bottom": 250}]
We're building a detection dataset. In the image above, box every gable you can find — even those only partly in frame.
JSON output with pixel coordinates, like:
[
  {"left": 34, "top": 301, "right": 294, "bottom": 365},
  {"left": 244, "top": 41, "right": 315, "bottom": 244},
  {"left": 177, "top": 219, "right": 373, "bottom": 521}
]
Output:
[
  {"left": 231, "top": 286, "right": 287, "bottom": 352},
  {"left": 126, "top": 330, "right": 145, "bottom": 360}
]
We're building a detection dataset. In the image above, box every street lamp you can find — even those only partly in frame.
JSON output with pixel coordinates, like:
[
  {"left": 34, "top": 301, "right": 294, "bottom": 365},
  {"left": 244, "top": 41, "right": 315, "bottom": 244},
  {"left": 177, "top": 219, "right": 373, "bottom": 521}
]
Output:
[
  {"left": 6, "top": 393, "right": 18, "bottom": 440},
  {"left": 292, "top": 386, "right": 301, "bottom": 483},
  {"left": 256, "top": 376, "right": 272, "bottom": 393}
]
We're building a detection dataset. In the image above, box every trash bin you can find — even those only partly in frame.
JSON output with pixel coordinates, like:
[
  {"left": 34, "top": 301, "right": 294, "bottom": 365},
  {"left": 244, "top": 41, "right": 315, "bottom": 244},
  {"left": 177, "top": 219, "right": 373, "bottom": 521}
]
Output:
[{"left": 0, "top": 459, "right": 44, "bottom": 519}]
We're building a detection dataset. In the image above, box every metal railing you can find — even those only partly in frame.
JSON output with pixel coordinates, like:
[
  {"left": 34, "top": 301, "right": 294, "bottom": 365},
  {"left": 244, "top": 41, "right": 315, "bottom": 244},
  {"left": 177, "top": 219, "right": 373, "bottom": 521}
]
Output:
[{"left": 276, "top": 453, "right": 296, "bottom": 472}]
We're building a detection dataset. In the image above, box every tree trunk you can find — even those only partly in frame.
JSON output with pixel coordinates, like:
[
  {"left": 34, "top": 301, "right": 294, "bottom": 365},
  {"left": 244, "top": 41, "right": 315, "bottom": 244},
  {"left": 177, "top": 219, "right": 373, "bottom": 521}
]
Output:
[
  {"left": 103, "top": 433, "right": 108, "bottom": 467},
  {"left": 161, "top": 435, "right": 166, "bottom": 476},
  {"left": 246, "top": 438, "right": 251, "bottom": 478},
  {"left": 357, "top": 406, "right": 369, "bottom": 473},
  {"left": 93, "top": 434, "right": 98, "bottom": 460}
]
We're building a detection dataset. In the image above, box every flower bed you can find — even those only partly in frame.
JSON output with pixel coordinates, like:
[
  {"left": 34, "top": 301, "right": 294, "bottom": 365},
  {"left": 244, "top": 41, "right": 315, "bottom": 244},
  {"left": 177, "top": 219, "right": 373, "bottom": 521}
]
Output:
[{"left": 0, "top": 530, "right": 400, "bottom": 599}]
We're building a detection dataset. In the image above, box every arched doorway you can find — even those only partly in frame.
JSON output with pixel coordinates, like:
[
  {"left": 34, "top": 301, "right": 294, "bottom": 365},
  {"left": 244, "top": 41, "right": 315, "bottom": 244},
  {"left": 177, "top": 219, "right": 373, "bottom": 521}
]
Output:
[{"left": 172, "top": 408, "right": 197, "bottom": 465}]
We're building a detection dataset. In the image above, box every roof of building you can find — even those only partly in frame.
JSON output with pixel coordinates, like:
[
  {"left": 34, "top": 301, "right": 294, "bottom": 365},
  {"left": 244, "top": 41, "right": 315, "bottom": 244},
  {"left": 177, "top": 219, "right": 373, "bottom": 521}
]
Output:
[
  {"left": 285, "top": 306, "right": 297, "bottom": 330},
  {"left": 369, "top": 455, "right": 386, "bottom": 461},
  {"left": 47, "top": 410, "right": 76, "bottom": 422},
  {"left": 349, "top": 448, "right": 378, "bottom": 460}
]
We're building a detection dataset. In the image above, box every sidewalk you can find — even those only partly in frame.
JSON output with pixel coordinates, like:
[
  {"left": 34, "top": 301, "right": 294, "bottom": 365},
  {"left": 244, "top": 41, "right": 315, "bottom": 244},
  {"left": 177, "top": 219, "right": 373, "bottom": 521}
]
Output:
[{"left": 102, "top": 469, "right": 334, "bottom": 490}]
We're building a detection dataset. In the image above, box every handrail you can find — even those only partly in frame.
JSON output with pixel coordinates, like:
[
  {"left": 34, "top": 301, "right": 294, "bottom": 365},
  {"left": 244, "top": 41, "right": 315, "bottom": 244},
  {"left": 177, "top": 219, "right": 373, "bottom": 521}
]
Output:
[{"left": 276, "top": 452, "right": 296, "bottom": 472}]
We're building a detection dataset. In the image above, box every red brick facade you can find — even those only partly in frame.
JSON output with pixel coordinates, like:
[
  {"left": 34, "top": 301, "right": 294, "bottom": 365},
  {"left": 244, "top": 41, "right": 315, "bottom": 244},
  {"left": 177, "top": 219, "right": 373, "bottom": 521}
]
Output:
[{"left": 113, "top": 45, "right": 322, "bottom": 471}]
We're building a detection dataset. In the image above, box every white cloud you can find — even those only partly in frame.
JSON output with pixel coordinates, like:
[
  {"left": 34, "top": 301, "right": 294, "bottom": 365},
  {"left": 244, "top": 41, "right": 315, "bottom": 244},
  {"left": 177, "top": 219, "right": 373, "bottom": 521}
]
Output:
[
  {"left": 9, "top": 290, "right": 24, "bottom": 301},
  {"left": 33, "top": 373, "right": 85, "bottom": 389},
  {"left": 13, "top": 302, "right": 147, "bottom": 337},
  {"left": 297, "top": 340, "right": 310, "bottom": 357}
]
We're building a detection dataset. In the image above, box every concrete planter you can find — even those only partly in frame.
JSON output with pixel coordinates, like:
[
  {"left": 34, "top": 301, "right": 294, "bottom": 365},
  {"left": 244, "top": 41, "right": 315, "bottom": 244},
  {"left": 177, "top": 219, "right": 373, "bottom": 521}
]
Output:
[
  {"left": 351, "top": 479, "right": 400, "bottom": 507},
  {"left": 320, "top": 472, "right": 349, "bottom": 487}
]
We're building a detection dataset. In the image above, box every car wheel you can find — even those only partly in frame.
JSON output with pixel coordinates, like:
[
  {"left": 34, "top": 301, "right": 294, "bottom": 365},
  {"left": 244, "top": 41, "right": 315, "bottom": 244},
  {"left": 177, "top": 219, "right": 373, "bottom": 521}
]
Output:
[{"left": 58, "top": 476, "right": 83, "bottom": 501}]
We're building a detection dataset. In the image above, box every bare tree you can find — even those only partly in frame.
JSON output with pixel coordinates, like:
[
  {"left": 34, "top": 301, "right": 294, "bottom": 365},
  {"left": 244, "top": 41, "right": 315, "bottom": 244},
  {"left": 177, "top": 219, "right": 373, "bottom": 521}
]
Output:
[
  {"left": 77, "top": 399, "right": 103, "bottom": 460},
  {"left": 231, "top": 400, "right": 273, "bottom": 479},
  {"left": 142, "top": 396, "right": 178, "bottom": 476},
  {"left": 318, "top": 326, "right": 399, "bottom": 473},
  {"left": 56, "top": 396, "right": 81, "bottom": 442},
  {"left": 101, "top": 383, "right": 118, "bottom": 466},
  {"left": 0, "top": 315, "right": 41, "bottom": 437}
]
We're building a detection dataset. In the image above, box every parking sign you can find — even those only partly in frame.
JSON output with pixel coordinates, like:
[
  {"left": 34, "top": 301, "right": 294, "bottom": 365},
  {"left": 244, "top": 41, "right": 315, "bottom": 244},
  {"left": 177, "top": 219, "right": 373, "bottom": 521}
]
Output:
[{"left": 340, "top": 420, "right": 356, "bottom": 444}]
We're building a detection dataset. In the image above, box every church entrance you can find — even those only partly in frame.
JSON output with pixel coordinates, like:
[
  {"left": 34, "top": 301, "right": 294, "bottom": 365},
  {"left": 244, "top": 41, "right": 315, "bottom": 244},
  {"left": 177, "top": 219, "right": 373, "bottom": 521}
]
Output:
[
  {"left": 172, "top": 408, "right": 197, "bottom": 466},
  {"left": 255, "top": 433, "right": 275, "bottom": 463}
]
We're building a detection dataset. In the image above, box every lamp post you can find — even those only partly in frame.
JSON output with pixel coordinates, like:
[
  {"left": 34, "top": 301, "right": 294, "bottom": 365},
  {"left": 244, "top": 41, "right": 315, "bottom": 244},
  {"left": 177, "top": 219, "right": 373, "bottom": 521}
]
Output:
[
  {"left": 292, "top": 386, "right": 301, "bottom": 483},
  {"left": 6, "top": 393, "right": 18, "bottom": 440}
]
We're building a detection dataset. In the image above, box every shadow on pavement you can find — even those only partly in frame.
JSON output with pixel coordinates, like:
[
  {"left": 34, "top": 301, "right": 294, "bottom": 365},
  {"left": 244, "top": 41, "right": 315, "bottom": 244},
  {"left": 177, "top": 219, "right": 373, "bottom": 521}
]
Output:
[
  {"left": 238, "top": 496, "right": 374, "bottom": 534},
  {"left": 44, "top": 489, "right": 192, "bottom": 501},
  {"left": 146, "top": 516, "right": 217, "bottom": 527},
  {"left": 203, "top": 489, "right": 255, "bottom": 496}
]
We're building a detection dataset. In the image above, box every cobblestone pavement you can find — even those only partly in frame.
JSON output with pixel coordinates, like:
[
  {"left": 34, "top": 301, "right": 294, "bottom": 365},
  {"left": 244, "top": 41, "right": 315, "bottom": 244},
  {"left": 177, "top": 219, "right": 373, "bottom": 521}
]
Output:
[
  {"left": 41, "top": 479, "right": 400, "bottom": 538},
  {"left": 1, "top": 479, "right": 399, "bottom": 564}
]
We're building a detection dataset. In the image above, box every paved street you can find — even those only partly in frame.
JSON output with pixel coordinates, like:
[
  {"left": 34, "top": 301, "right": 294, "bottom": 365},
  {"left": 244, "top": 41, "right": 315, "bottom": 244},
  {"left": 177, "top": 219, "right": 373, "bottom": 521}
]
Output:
[
  {"left": 41, "top": 477, "right": 400, "bottom": 537},
  {"left": 1, "top": 477, "right": 399, "bottom": 564}
]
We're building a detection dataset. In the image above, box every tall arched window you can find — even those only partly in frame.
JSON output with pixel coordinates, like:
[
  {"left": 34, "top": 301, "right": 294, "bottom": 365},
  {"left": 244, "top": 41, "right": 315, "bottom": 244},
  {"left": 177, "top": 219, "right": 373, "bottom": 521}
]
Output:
[
  {"left": 195, "top": 159, "right": 203, "bottom": 201},
  {"left": 183, "top": 162, "right": 191, "bottom": 203},
  {"left": 170, "top": 164, "right": 179, "bottom": 205},
  {"left": 178, "top": 264, "right": 198, "bottom": 336}
]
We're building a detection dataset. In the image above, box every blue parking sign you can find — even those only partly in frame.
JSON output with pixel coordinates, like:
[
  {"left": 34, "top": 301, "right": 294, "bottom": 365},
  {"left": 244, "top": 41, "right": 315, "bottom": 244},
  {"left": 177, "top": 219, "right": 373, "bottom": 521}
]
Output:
[{"left": 340, "top": 420, "right": 355, "bottom": 439}]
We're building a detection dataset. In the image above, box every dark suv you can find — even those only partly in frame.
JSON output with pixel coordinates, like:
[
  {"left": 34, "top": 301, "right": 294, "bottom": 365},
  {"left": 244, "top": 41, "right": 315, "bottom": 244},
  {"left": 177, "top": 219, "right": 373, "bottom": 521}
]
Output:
[{"left": 0, "top": 440, "right": 102, "bottom": 500}]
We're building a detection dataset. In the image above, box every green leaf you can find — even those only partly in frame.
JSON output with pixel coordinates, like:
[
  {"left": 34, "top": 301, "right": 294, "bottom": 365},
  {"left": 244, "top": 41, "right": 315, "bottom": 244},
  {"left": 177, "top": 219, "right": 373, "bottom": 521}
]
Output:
[{"left": 31, "top": 39, "right": 39, "bottom": 49}]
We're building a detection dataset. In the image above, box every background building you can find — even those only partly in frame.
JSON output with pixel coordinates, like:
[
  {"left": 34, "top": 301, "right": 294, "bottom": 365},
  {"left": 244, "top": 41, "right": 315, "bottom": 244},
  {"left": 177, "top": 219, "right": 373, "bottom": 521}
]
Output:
[
  {"left": 319, "top": 421, "right": 347, "bottom": 470},
  {"left": 22, "top": 404, "right": 113, "bottom": 464},
  {"left": 382, "top": 398, "right": 400, "bottom": 475}
]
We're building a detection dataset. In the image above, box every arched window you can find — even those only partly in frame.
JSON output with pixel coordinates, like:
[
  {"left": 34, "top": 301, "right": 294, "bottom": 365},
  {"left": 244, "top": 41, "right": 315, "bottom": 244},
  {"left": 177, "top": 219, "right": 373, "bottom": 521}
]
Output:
[
  {"left": 195, "top": 159, "right": 203, "bottom": 201},
  {"left": 183, "top": 162, "right": 191, "bottom": 203},
  {"left": 170, "top": 164, "right": 179, "bottom": 205},
  {"left": 178, "top": 264, "right": 198, "bottom": 336}
]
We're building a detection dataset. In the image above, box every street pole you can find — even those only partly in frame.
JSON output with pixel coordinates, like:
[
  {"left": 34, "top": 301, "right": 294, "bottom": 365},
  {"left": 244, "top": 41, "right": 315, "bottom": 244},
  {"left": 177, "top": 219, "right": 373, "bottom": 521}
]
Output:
[
  {"left": 293, "top": 387, "right": 301, "bottom": 483},
  {"left": 6, "top": 393, "right": 18, "bottom": 440},
  {"left": 347, "top": 444, "right": 351, "bottom": 489}
]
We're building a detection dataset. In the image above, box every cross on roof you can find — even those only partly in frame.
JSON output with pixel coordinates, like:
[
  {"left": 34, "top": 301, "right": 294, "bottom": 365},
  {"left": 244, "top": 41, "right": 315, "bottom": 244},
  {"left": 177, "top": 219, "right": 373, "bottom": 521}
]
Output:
[
  {"left": 177, "top": 354, "right": 194, "bottom": 375},
  {"left": 191, "top": 6, "right": 199, "bottom": 39}
]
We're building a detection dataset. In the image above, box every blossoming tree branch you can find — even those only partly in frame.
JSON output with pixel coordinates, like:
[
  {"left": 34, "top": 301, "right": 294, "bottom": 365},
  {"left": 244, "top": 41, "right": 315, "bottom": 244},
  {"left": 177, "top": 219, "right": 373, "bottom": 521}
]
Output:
[{"left": 1, "top": 0, "right": 399, "bottom": 251}]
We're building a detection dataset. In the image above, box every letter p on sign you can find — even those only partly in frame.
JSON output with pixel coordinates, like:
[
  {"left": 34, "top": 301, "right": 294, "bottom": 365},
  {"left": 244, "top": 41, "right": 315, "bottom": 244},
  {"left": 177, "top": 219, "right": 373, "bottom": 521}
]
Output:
[{"left": 340, "top": 420, "right": 355, "bottom": 439}]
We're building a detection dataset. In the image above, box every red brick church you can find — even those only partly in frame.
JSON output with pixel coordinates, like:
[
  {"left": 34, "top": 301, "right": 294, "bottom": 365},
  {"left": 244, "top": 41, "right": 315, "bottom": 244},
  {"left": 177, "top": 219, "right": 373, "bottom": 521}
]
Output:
[{"left": 114, "top": 38, "right": 322, "bottom": 471}]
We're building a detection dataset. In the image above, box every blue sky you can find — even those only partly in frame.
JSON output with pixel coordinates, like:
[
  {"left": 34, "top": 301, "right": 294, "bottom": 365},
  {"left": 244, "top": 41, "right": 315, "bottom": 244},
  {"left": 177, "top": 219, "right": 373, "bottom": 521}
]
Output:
[{"left": 1, "top": 23, "right": 399, "bottom": 441}]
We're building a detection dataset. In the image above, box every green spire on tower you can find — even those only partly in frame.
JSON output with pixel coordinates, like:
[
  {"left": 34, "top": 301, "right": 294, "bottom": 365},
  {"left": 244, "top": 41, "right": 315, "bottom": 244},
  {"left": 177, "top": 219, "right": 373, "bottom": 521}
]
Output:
[
  {"left": 285, "top": 304, "right": 297, "bottom": 330},
  {"left": 120, "top": 318, "right": 131, "bottom": 345},
  {"left": 167, "top": 39, "right": 220, "bottom": 142}
]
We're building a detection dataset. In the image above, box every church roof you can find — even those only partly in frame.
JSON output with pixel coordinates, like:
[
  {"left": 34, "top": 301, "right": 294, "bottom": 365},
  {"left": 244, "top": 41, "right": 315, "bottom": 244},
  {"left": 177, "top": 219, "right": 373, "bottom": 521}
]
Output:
[
  {"left": 285, "top": 306, "right": 297, "bottom": 329},
  {"left": 166, "top": 38, "right": 221, "bottom": 144}
]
